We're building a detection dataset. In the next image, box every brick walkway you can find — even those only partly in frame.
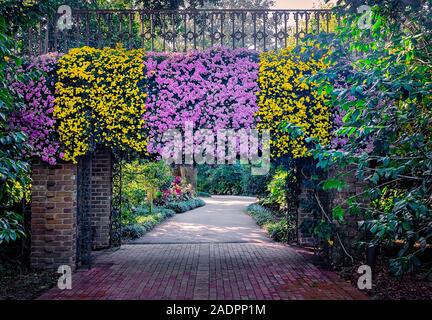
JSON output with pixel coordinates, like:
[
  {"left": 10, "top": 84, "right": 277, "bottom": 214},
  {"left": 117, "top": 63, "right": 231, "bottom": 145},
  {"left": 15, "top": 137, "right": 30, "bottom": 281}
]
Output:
[
  {"left": 38, "top": 196, "right": 366, "bottom": 300},
  {"left": 39, "top": 243, "right": 366, "bottom": 300}
]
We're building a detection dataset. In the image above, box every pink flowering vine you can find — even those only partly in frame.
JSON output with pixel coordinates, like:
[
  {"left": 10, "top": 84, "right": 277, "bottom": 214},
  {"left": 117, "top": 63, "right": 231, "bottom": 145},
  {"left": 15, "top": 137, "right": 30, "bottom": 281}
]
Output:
[
  {"left": 143, "top": 47, "right": 260, "bottom": 156},
  {"left": 9, "top": 53, "right": 61, "bottom": 165}
]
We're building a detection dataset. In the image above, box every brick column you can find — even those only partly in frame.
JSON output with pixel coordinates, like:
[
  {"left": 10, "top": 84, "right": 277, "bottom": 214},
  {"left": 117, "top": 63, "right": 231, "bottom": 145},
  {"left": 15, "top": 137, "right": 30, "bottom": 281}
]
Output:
[
  {"left": 330, "top": 167, "right": 368, "bottom": 249},
  {"left": 91, "top": 148, "right": 112, "bottom": 249},
  {"left": 297, "top": 165, "right": 368, "bottom": 261},
  {"left": 30, "top": 158, "right": 77, "bottom": 270}
]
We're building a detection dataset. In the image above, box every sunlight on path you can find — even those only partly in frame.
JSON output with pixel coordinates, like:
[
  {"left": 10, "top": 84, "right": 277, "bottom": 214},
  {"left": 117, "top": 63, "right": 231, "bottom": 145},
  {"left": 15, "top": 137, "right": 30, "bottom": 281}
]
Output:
[{"left": 130, "top": 195, "right": 270, "bottom": 244}]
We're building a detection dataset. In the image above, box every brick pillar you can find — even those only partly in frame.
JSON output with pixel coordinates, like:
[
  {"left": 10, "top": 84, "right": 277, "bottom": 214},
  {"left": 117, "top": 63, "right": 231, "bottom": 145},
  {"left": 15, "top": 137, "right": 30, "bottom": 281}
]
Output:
[
  {"left": 91, "top": 148, "right": 112, "bottom": 249},
  {"left": 30, "top": 158, "right": 77, "bottom": 270},
  {"left": 330, "top": 166, "right": 368, "bottom": 246},
  {"left": 297, "top": 164, "right": 368, "bottom": 258}
]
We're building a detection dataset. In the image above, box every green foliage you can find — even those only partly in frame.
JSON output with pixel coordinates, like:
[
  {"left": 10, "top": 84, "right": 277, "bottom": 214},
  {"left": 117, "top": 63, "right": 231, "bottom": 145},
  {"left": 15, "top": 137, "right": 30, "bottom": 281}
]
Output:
[
  {"left": 122, "top": 160, "right": 172, "bottom": 214},
  {"left": 261, "top": 168, "right": 288, "bottom": 210},
  {"left": 300, "top": 218, "right": 335, "bottom": 243},
  {"left": 0, "top": 12, "right": 32, "bottom": 244},
  {"left": 0, "top": 0, "right": 53, "bottom": 35},
  {"left": 322, "top": 178, "right": 346, "bottom": 192},
  {"left": 306, "top": 1, "right": 432, "bottom": 275},
  {"left": 197, "top": 163, "right": 272, "bottom": 196},
  {"left": 241, "top": 166, "right": 272, "bottom": 197},
  {"left": 198, "top": 164, "right": 244, "bottom": 195},
  {"left": 246, "top": 203, "right": 296, "bottom": 243},
  {"left": 0, "top": 210, "right": 25, "bottom": 243},
  {"left": 332, "top": 205, "right": 345, "bottom": 221},
  {"left": 121, "top": 224, "right": 147, "bottom": 239},
  {"left": 122, "top": 207, "right": 176, "bottom": 239},
  {"left": 196, "top": 191, "right": 211, "bottom": 197},
  {"left": 267, "top": 220, "right": 290, "bottom": 243},
  {"left": 246, "top": 203, "right": 274, "bottom": 226}
]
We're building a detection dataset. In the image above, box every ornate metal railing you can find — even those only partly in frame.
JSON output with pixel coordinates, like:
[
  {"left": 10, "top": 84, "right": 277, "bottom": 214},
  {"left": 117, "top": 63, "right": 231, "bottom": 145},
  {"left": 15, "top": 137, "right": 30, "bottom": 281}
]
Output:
[
  {"left": 111, "top": 155, "right": 123, "bottom": 248},
  {"left": 22, "top": 8, "right": 339, "bottom": 55}
]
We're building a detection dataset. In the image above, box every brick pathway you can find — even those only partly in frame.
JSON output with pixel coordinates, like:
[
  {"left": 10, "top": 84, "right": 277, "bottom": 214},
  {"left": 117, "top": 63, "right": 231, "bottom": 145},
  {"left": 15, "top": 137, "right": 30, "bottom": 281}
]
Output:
[{"left": 38, "top": 196, "right": 367, "bottom": 300}]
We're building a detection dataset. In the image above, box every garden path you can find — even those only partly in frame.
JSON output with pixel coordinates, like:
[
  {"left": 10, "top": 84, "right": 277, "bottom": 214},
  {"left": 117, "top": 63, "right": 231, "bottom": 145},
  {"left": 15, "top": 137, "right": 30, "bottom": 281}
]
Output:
[
  {"left": 131, "top": 196, "right": 269, "bottom": 244},
  {"left": 38, "top": 196, "right": 367, "bottom": 300}
]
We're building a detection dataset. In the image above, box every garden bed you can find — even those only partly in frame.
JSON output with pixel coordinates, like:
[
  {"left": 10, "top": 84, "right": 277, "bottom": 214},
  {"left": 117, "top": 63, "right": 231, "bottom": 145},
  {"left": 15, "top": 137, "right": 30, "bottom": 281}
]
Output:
[
  {"left": 338, "top": 262, "right": 432, "bottom": 300},
  {"left": 246, "top": 203, "right": 296, "bottom": 243},
  {"left": 0, "top": 264, "right": 57, "bottom": 300},
  {"left": 164, "top": 198, "right": 205, "bottom": 213}
]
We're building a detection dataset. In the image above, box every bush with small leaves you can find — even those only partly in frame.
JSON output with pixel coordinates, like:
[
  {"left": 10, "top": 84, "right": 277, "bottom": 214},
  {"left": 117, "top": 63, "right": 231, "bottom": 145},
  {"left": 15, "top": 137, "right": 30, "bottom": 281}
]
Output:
[{"left": 247, "top": 203, "right": 295, "bottom": 243}]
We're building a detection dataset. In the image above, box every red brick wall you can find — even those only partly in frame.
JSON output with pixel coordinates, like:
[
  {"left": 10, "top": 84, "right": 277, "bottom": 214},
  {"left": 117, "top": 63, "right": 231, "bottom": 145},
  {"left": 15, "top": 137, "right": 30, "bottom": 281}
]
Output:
[
  {"left": 30, "top": 158, "right": 77, "bottom": 270},
  {"left": 91, "top": 148, "right": 112, "bottom": 249},
  {"left": 297, "top": 166, "right": 368, "bottom": 262}
]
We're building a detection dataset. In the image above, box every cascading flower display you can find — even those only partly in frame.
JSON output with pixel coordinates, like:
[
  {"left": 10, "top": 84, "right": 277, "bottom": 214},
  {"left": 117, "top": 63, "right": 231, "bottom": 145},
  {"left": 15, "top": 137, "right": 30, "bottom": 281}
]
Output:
[
  {"left": 9, "top": 53, "right": 61, "bottom": 165},
  {"left": 11, "top": 45, "right": 335, "bottom": 165},
  {"left": 54, "top": 46, "right": 148, "bottom": 163},
  {"left": 256, "top": 46, "right": 332, "bottom": 158},
  {"left": 143, "top": 47, "right": 260, "bottom": 156}
]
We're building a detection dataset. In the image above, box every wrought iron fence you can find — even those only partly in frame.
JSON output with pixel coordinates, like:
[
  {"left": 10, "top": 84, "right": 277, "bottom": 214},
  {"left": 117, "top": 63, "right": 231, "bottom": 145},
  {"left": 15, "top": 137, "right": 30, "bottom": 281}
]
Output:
[
  {"left": 111, "top": 155, "right": 123, "bottom": 248},
  {"left": 21, "top": 8, "right": 339, "bottom": 55}
]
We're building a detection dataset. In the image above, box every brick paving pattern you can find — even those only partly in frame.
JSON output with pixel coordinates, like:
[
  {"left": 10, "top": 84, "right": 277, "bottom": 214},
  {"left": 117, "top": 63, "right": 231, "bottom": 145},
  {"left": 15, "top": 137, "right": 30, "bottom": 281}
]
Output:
[
  {"left": 39, "top": 243, "right": 366, "bottom": 300},
  {"left": 38, "top": 196, "right": 367, "bottom": 300}
]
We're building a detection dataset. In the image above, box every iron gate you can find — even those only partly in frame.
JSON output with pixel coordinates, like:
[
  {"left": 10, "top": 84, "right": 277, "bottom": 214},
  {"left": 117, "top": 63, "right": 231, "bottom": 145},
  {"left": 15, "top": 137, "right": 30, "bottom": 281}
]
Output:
[{"left": 76, "top": 152, "right": 93, "bottom": 269}]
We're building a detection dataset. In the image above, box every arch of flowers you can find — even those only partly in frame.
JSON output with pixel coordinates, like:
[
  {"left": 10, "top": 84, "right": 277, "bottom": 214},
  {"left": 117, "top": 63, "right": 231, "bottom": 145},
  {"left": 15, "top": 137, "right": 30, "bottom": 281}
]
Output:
[{"left": 12, "top": 44, "right": 336, "bottom": 269}]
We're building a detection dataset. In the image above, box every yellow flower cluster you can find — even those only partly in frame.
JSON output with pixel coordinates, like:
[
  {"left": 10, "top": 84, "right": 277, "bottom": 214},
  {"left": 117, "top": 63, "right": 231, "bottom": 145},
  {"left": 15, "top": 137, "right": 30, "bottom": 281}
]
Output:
[
  {"left": 54, "top": 46, "right": 147, "bottom": 163},
  {"left": 256, "top": 46, "right": 331, "bottom": 159}
]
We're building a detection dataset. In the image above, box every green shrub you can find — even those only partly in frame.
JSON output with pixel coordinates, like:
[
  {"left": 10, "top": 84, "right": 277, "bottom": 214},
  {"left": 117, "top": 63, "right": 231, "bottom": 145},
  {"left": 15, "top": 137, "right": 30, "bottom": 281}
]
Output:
[
  {"left": 241, "top": 168, "right": 273, "bottom": 197},
  {"left": 122, "top": 160, "right": 173, "bottom": 214},
  {"left": 246, "top": 203, "right": 274, "bottom": 226},
  {"left": 267, "top": 220, "right": 289, "bottom": 243},
  {"left": 159, "top": 208, "right": 176, "bottom": 218},
  {"left": 196, "top": 191, "right": 211, "bottom": 197},
  {"left": 122, "top": 207, "right": 176, "bottom": 239},
  {"left": 165, "top": 202, "right": 189, "bottom": 213},
  {"left": 261, "top": 168, "right": 289, "bottom": 211},
  {"left": 201, "top": 164, "right": 245, "bottom": 195},
  {"left": 190, "top": 198, "right": 205, "bottom": 208},
  {"left": 246, "top": 203, "right": 295, "bottom": 243},
  {"left": 122, "top": 224, "right": 146, "bottom": 239},
  {"left": 197, "top": 163, "right": 274, "bottom": 197},
  {"left": 164, "top": 198, "right": 205, "bottom": 213}
]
